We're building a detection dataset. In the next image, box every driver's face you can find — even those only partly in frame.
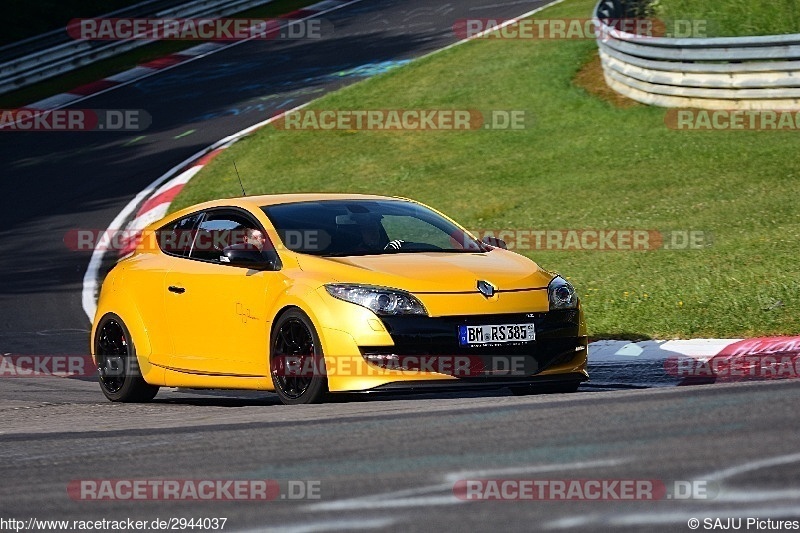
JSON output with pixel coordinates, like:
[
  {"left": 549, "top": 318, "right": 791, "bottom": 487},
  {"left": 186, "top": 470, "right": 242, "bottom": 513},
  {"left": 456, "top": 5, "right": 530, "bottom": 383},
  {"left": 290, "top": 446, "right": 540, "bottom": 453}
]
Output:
[{"left": 246, "top": 230, "right": 265, "bottom": 250}]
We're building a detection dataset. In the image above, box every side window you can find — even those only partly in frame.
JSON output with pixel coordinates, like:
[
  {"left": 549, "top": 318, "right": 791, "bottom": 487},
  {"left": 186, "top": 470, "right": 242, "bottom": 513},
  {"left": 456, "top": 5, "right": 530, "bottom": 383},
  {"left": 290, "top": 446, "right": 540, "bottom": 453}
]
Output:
[
  {"left": 188, "top": 210, "right": 274, "bottom": 264},
  {"left": 157, "top": 213, "right": 203, "bottom": 257}
]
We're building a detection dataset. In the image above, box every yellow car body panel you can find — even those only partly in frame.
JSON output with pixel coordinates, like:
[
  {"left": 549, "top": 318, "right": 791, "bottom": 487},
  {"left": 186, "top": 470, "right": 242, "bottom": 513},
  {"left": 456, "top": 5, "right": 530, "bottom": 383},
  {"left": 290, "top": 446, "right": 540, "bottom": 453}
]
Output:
[
  {"left": 92, "top": 263, "right": 166, "bottom": 387},
  {"left": 91, "top": 194, "right": 588, "bottom": 399}
]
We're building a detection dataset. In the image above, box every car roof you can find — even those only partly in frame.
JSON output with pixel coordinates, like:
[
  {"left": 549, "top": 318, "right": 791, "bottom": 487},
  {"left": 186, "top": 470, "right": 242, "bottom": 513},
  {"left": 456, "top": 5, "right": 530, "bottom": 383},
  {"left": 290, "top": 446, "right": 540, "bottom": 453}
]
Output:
[
  {"left": 191, "top": 193, "right": 405, "bottom": 210},
  {"left": 156, "top": 193, "right": 412, "bottom": 228},
  {"left": 237, "top": 192, "right": 404, "bottom": 208}
]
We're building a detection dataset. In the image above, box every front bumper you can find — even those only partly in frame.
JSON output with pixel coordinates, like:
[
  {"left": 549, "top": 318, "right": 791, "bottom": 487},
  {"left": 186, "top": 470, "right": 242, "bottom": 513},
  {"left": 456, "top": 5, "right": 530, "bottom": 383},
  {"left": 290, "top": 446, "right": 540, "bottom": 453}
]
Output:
[
  {"left": 368, "top": 372, "right": 587, "bottom": 393},
  {"left": 360, "top": 309, "right": 587, "bottom": 379}
]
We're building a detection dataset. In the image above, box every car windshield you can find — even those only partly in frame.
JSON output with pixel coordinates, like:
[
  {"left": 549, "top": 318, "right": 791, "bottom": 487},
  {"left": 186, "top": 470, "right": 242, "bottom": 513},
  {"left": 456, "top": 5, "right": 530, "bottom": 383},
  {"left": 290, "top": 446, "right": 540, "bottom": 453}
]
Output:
[{"left": 262, "top": 199, "right": 484, "bottom": 257}]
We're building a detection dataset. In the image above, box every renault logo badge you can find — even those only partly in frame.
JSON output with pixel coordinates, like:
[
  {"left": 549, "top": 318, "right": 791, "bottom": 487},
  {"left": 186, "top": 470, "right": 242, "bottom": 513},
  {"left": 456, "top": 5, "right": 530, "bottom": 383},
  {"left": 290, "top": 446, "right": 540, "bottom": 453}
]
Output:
[{"left": 477, "top": 280, "right": 495, "bottom": 297}]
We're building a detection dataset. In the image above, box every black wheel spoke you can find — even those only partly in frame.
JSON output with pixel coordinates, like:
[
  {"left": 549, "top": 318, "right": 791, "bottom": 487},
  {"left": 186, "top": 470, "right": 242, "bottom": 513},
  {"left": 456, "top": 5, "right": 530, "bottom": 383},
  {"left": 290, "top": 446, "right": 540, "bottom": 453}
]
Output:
[
  {"left": 278, "top": 329, "right": 294, "bottom": 353},
  {"left": 272, "top": 316, "right": 320, "bottom": 401},
  {"left": 94, "top": 315, "right": 158, "bottom": 403},
  {"left": 97, "top": 320, "right": 127, "bottom": 394}
]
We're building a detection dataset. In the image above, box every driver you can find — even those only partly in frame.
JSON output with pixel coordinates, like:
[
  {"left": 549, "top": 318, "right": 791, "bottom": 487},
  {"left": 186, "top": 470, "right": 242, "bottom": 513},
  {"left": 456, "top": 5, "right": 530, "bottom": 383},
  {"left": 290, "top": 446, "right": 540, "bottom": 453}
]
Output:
[
  {"left": 352, "top": 216, "right": 403, "bottom": 252},
  {"left": 222, "top": 227, "right": 265, "bottom": 257},
  {"left": 357, "top": 217, "right": 384, "bottom": 250},
  {"left": 243, "top": 228, "right": 266, "bottom": 251}
]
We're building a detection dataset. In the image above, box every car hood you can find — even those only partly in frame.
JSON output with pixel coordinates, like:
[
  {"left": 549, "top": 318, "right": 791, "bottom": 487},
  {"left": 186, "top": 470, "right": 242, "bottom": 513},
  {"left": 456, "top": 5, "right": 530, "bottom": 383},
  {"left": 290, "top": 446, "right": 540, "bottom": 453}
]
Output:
[{"left": 296, "top": 250, "right": 554, "bottom": 293}]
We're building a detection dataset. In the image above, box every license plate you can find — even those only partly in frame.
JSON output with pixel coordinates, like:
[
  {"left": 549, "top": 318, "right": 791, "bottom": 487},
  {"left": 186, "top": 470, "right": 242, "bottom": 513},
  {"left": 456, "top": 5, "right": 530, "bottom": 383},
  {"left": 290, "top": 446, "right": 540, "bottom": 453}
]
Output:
[{"left": 458, "top": 323, "right": 535, "bottom": 346}]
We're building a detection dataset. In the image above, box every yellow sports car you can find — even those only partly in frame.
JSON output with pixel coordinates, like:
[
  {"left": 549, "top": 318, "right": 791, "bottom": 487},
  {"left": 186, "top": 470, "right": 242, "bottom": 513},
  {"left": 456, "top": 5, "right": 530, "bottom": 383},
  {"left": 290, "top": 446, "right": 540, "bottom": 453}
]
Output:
[{"left": 91, "top": 194, "right": 588, "bottom": 404}]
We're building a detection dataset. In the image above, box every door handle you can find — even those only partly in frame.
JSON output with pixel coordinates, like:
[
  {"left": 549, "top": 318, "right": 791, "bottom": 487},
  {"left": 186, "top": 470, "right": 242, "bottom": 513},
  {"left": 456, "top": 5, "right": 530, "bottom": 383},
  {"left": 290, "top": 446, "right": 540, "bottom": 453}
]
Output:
[{"left": 168, "top": 285, "right": 186, "bottom": 294}]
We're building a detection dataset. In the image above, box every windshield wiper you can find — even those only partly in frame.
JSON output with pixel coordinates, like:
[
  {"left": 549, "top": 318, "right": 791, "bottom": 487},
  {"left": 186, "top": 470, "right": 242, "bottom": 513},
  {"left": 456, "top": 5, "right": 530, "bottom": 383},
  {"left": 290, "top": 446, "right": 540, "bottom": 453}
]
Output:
[
  {"left": 399, "top": 248, "right": 480, "bottom": 253},
  {"left": 321, "top": 248, "right": 483, "bottom": 257},
  {"left": 321, "top": 251, "right": 385, "bottom": 257}
]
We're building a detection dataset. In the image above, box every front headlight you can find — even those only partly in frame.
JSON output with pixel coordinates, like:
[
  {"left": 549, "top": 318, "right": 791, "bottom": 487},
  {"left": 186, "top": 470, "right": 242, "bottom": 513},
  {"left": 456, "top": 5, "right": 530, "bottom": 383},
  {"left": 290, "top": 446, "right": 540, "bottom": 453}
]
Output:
[
  {"left": 548, "top": 276, "right": 578, "bottom": 310},
  {"left": 325, "top": 284, "right": 428, "bottom": 316}
]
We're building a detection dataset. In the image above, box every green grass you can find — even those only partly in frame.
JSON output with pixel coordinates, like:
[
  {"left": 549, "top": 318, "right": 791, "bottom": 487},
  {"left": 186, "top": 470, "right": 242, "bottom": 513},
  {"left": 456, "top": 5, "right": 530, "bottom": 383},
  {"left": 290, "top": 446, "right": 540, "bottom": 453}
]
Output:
[
  {"left": 171, "top": 0, "right": 800, "bottom": 340},
  {"left": 651, "top": 0, "right": 800, "bottom": 37},
  {"left": 2, "top": 0, "right": 318, "bottom": 108}
]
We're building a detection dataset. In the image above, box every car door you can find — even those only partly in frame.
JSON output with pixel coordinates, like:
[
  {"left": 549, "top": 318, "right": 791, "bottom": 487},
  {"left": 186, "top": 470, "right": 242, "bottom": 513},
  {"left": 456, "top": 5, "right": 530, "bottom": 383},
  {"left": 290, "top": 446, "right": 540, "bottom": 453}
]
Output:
[
  {"left": 138, "top": 211, "right": 204, "bottom": 368},
  {"left": 164, "top": 208, "right": 283, "bottom": 377}
]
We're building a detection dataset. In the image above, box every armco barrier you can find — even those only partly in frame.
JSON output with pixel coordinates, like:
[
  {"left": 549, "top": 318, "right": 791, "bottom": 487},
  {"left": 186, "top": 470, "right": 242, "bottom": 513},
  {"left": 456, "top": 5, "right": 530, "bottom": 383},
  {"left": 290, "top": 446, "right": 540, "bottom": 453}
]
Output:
[
  {"left": 0, "top": 0, "right": 192, "bottom": 64},
  {"left": 0, "top": 0, "right": 276, "bottom": 96},
  {"left": 594, "top": 0, "right": 800, "bottom": 110}
]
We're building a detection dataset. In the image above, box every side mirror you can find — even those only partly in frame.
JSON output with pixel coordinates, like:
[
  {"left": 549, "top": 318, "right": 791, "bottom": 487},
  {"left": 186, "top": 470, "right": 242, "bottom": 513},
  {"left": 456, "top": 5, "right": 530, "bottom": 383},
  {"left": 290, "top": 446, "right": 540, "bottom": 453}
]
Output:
[
  {"left": 221, "top": 246, "right": 280, "bottom": 271},
  {"left": 481, "top": 236, "right": 508, "bottom": 250}
]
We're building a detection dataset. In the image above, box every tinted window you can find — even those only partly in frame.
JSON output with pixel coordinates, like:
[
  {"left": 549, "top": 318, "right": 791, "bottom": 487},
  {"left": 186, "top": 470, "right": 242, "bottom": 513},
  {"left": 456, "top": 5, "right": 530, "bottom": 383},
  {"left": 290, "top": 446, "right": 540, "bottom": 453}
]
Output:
[
  {"left": 262, "top": 200, "right": 482, "bottom": 257},
  {"left": 189, "top": 211, "right": 263, "bottom": 262},
  {"left": 157, "top": 213, "right": 202, "bottom": 257}
]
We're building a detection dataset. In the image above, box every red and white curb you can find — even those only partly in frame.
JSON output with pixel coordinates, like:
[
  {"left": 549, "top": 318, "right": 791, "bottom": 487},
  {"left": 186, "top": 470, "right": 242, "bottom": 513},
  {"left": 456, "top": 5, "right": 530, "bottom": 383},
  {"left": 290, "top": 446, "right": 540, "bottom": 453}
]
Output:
[
  {"left": 25, "top": 0, "right": 354, "bottom": 112},
  {"left": 117, "top": 147, "right": 227, "bottom": 256},
  {"left": 589, "top": 337, "right": 800, "bottom": 387}
]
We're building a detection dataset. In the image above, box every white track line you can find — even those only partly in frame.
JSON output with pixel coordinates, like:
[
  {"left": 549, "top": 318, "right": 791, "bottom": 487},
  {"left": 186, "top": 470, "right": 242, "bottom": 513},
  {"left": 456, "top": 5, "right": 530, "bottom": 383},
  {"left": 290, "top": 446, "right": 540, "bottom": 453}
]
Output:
[
  {"left": 545, "top": 505, "right": 800, "bottom": 529},
  {"left": 243, "top": 517, "right": 397, "bottom": 533},
  {"left": 702, "top": 452, "right": 800, "bottom": 483},
  {"left": 306, "top": 458, "right": 627, "bottom": 512},
  {"left": 546, "top": 453, "right": 800, "bottom": 529}
]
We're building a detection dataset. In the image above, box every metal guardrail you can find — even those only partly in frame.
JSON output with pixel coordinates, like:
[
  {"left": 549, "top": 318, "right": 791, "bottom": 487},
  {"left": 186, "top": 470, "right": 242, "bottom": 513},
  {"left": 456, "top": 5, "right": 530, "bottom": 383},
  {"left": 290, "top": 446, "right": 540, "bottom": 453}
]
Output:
[
  {"left": 0, "top": 0, "right": 275, "bottom": 96},
  {"left": 594, "top": 0, "right": 800, "bottom": 110},
  {"left": 0, "top": 0, "right": 194, "bottom": 64}
]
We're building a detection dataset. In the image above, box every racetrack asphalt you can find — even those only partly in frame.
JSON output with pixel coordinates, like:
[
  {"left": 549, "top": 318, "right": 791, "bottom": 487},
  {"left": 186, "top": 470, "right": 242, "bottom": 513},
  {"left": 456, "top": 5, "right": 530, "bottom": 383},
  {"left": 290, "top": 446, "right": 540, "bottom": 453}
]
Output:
[{"left": 2, "top": 378, "right": 799, "bottom": 531}]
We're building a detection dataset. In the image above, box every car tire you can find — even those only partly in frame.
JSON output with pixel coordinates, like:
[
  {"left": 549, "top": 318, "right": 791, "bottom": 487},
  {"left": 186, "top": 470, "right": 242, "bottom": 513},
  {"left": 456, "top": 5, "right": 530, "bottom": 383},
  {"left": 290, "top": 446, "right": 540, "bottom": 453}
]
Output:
[
  {"left": 270, "top": 309, "right": 328, "bottom": 405},
  {"left": 510, "top": 381, "right": 581, "bottom": 396},
  {"left": 94, "top": 313, "right": 159, "bottom": 402}
]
